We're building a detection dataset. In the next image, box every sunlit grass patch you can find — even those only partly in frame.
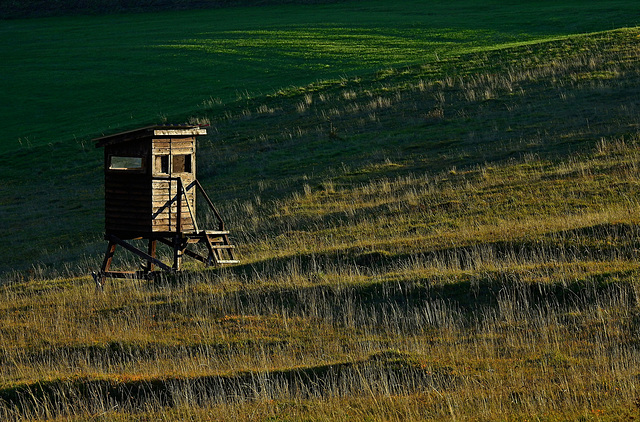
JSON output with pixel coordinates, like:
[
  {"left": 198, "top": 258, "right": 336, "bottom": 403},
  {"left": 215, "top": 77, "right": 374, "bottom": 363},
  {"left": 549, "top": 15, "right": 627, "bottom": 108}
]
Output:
[
  {"left": 229, "top": 134, "right": 640, "bottom": 269},
  {"left": 161, "top": 26, "right": 535, "bottom": 72}
]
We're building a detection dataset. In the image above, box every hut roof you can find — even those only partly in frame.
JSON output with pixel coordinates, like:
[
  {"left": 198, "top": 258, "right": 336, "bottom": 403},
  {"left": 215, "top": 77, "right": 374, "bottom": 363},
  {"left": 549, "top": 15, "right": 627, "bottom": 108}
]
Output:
[{"left": 94, "top": 125, "right": 207, "bottom": 148}]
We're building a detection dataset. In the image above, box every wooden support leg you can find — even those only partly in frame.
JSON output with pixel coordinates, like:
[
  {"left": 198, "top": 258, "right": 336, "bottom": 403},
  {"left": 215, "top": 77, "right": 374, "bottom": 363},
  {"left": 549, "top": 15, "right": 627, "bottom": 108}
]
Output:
[
  {"left": 172, "top": 236, "right": 182, "bottom": 271},
  {"left": 93, "top": 240, "right": 117, "bottom": 289},
  {"left": 158, "top": 237, "right": 207, "bottom": 265},
  {"left": 146, "top": 240, "right": 157, "bottom": 274},
  {"left": 101, "top": 241, "right": 117, "bottom": 272},
  {"left": 106, "top": 235, "right": 172, "bottom": 272}
]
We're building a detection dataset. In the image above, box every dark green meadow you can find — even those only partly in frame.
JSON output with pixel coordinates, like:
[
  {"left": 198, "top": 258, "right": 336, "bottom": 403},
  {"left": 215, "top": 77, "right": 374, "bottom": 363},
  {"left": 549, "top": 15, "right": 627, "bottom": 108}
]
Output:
[
  {"left": 3, "top": 1, "right": 640, "bottom": 420},
  {"left": 1, "top": 0, "right": 638, "bottom": 154}
]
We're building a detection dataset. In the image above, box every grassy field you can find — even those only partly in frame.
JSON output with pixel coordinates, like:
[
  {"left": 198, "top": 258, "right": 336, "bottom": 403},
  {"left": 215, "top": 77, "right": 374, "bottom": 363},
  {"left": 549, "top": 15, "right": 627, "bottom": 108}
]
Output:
[
  {"left": 0, "top": 0, "right": 638, "bottom": 154},
  {"left": 1, "top": 0, "right": 640, "bottom": 275},
  {"left": 3, "top": 0, "right": 640, "bottom": 420}
]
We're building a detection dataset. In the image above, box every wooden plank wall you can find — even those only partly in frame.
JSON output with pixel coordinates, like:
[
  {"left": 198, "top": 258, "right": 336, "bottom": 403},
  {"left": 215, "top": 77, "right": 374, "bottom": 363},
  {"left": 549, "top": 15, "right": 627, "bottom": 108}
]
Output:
[
  {"left": 151, "top": 137, "right": 196, "bottom": 233},
  {"left": 104, "top": 139, "right": 152, "bottom": 237},
  {"left": 105, "top": 173, "right": 152, "bottom": 234}
]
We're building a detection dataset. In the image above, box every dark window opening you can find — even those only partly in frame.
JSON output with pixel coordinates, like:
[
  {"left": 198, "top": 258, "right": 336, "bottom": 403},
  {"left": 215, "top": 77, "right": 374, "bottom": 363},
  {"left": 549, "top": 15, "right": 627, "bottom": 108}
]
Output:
[
  {"left": 173, "top": 154, "right": 192, "bottom": 173},
  {"left": 109, "top": 156, "right": 143, "bottom": 170},
  {"left": 156, "top": 155, "right": 169, "bottom": 174}
]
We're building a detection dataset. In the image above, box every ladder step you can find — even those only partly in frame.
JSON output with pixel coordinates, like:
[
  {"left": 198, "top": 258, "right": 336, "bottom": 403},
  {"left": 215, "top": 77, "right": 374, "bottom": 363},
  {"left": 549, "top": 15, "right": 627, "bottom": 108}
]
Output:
[
  {"left": 211, "top": 244, "right": 235, "bottom": 249},
  {"left": 216, "top": 260, "right": 240, "bottom": 265},
  {"left": 183, "top": 231, "right": 230, "bottom": 239},
  {"left": 184, "top": 230, "right": 230, "bottom": 235},
  {"left": 204, "top": 230, "right": 230, "bottom": 235}
]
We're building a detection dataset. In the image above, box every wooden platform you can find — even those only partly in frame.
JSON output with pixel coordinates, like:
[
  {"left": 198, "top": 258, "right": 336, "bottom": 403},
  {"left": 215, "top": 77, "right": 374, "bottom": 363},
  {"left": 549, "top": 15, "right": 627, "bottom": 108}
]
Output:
[{"left": 92, "top": 230, "right": 238, "bottom": 288}]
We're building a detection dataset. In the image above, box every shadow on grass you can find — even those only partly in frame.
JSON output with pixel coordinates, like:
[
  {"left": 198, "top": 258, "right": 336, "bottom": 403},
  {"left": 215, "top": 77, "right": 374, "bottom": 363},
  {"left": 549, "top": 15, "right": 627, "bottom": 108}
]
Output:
[
  {"left": 0, "top": 351, "right": 456, "bottom": 418},
  {"left": 126, "top": 222, "right": 640, "bottom": 332}
]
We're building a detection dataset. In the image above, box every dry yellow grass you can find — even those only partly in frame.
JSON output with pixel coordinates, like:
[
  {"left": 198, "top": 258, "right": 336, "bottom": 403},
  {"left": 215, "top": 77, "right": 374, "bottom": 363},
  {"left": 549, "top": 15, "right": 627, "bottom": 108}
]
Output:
[
  {"left": 4, "top": 27, "right": 640, "bottom": 421},
  {"left": 3, "top": 138, "right": 640, "bottom": 420}
]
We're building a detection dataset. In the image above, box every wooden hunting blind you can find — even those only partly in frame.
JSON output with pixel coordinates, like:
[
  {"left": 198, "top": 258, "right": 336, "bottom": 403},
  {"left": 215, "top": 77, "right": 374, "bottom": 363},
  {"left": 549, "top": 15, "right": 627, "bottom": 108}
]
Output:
[{"left": 92, "top": 125, "right": 237, "bottom": 286}]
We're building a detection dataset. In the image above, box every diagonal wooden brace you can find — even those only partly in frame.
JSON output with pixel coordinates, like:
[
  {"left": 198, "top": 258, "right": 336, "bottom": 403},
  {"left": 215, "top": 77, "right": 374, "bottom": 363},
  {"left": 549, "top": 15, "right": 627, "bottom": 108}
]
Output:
[{"left": 106, "top": 235, "right": 173, "bottom": 272}]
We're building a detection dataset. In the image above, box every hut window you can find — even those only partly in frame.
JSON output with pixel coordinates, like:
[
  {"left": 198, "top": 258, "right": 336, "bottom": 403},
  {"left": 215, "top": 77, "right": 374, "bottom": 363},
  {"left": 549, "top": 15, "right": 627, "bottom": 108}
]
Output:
[
  {"left": 156, "top": 155, "right": 169, "bottom": 174},
  {"left": 173, "top": 154, "right": 192, "bottom": 173},
  {"left": 109, "top": 156, "right": 143, "bottom": 170}
]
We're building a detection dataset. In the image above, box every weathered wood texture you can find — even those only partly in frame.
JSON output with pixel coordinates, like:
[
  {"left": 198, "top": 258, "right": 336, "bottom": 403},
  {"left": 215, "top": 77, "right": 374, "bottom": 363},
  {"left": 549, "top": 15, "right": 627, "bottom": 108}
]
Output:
[
  {"left": 150, "top": 135, "right": 196, "bottom": 233},
  {"left": 92, "top": 125, "right": 237, "bottom": 284},
  {"left": 97, "top": 126, "right": 200, "bottom": 239}
]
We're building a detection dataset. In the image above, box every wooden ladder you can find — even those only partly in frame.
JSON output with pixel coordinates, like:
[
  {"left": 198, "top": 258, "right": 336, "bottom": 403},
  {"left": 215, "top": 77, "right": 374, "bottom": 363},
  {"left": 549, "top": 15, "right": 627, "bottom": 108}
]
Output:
[{"left": 187, "top": 230, "right": 240, "bottom": 267}]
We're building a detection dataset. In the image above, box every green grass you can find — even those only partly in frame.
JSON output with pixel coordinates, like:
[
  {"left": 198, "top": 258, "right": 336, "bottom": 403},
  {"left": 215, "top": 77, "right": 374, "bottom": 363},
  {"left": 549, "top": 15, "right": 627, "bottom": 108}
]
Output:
[{"left": 1, "top": 0, "right": 638, "bottom": 154}]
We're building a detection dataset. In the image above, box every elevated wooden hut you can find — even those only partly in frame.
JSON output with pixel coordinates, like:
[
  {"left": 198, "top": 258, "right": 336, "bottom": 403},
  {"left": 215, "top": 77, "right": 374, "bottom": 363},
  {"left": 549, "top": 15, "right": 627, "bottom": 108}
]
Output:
[{"left": 92, "top": 125, "right": 237, "bottom": 286}]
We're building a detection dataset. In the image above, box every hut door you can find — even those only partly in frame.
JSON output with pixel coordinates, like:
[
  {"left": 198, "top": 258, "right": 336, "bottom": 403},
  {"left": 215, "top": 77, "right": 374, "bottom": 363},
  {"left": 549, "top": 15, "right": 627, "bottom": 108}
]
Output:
[
  {"left": 151, "top": 138, "right": 196, "bottom": 233},
  {"left": 171, "top": 152, "right": 196, "bottom": 232},
  {"left": 152, "top": 153, "right": 175, "bottom": 233},
  {"left": 151, "top": 134, "right": 177, "bottom": 233}
]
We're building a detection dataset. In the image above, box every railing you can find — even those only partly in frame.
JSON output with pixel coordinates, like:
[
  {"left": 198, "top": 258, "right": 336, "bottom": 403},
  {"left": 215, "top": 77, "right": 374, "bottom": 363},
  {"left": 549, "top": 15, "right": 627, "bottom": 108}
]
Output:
[{"left": 151, "top": 176, "right": 225, "bottom": 233}]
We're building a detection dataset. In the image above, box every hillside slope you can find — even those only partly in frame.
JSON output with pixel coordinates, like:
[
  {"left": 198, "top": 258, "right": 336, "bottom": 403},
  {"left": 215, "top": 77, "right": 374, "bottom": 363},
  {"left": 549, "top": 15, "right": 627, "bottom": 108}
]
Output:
[
  {"left": 2, "top": 28, "right": 640, "bottom": 420},
  {"left": 3, "top": 27, "right": 639, "bottom": 276},
  {"left": 1, "top": 0, "right": 638, "bottom": 156},
  {"left": 2, "top": 0, "right": 639, "bottom": 278}
]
